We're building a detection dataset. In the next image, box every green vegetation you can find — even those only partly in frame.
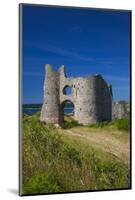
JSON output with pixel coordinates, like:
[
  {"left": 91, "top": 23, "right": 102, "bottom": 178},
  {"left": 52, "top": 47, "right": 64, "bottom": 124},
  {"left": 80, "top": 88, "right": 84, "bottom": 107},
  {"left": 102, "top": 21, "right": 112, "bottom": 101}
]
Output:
[
  {"left": 115, "top": 118, "right": 130, "bottom": 132},
  {"left": 89, "top": 118, "right": 130, "bottom": 132},
  {"left": 22, "top": 113, "right": 130, "bottom": 195},
  {"left": 61, "top": 120, "right": 79, "bottom": 129}
]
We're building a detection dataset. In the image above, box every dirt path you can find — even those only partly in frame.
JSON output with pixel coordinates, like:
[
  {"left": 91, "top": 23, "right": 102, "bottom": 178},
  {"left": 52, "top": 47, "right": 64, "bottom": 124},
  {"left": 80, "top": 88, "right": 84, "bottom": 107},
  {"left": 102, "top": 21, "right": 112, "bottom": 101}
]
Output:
[{"left": 62, "top": 127, "right": 130, "bottom": 166}]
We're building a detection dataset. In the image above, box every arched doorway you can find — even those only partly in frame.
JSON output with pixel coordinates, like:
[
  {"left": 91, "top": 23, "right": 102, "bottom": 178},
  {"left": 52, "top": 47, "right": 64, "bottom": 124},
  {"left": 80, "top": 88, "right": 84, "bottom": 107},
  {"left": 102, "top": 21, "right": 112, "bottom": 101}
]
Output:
[{"left": 60, "top": 100, "right": 74, "bottom": 123}]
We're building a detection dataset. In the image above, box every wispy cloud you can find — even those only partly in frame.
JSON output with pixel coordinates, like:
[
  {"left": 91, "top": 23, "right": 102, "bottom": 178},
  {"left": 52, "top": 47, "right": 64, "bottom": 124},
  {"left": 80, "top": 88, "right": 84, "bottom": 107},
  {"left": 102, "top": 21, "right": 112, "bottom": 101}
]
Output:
[
  {"left": 38, "top": 45, "right": 94, "bottom": 62},
  {"left": 26, "top": 42, "right": 114, "bottom": 66}
]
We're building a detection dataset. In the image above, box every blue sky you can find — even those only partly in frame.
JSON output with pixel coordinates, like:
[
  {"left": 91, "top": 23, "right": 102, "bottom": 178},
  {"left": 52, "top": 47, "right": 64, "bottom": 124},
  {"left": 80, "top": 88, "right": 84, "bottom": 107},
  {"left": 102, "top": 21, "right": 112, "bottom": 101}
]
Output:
[{"left": 22, "top": 5, "right": 130, "bottom": 104}]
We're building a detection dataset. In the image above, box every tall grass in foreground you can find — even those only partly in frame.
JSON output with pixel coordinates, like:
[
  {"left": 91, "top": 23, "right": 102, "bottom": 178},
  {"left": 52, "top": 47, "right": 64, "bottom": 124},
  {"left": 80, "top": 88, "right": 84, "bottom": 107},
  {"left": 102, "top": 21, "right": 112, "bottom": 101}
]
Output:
[{"left": 22, "top": 113, "right": 130, "bottom": 195}]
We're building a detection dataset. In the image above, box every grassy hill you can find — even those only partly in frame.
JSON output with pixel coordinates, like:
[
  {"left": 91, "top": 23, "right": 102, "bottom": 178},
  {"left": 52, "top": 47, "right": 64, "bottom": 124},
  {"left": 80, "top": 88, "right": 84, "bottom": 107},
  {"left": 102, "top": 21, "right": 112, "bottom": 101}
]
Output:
[{"left": 21, "top": 113, "right": 130, "bottom": 195}]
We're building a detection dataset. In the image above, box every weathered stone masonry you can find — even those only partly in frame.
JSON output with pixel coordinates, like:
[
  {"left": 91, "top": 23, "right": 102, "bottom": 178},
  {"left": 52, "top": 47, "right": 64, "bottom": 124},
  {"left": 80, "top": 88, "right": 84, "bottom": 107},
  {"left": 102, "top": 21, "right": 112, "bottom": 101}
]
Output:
[
  {"left": 112, "top": 101, "right": 130, "bottom": 120},
  {"left": 40, "top": 64, "right": 113, "bottom": 125}
]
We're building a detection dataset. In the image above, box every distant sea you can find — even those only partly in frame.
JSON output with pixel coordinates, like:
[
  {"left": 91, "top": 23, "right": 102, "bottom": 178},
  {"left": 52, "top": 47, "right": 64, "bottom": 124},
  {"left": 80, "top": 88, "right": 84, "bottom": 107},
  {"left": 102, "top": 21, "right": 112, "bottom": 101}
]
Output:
[{"left": 23, "top": 107, "right": 74, "bottom": 115}]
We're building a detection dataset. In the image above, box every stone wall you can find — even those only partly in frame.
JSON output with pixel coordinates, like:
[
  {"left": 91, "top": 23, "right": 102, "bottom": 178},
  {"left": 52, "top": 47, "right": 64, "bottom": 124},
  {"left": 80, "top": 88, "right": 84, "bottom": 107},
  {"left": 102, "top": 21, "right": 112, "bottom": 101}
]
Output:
[{"left": 112, "top": 101, "right": 130, "bottom": 120}]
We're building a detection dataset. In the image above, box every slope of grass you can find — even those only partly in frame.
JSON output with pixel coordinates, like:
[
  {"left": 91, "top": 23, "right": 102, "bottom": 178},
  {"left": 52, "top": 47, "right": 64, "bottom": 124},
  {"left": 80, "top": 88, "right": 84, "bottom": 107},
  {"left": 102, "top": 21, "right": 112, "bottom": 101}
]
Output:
[{"left": 21, "top": 113, "right": 130, "bottom": 195}]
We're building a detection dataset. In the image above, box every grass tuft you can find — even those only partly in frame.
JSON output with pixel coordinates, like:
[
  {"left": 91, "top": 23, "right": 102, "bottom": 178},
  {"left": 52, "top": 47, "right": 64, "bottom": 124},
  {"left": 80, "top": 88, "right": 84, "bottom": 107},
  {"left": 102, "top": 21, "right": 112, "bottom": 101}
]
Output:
[{"left": 61, "top": 119, "right": 79, "bottom": 129}]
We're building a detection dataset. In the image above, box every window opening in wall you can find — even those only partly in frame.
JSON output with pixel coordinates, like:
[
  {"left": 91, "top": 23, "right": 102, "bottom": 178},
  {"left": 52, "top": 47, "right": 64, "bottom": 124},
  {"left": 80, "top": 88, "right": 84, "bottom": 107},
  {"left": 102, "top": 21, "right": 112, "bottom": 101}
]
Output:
[{"left": 63, "top": 85, "right": 72, "bottom": 95}]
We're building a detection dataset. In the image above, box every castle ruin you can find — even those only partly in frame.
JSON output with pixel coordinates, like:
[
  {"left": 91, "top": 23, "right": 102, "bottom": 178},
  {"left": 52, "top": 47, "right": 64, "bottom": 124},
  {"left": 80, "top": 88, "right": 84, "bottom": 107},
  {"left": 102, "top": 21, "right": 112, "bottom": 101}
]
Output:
[
  {"left": 112, "top": 101, "right": 130, "bottom": 120},
  {"left": 40, "top": 64, "right": 113, "bottom": 125}
]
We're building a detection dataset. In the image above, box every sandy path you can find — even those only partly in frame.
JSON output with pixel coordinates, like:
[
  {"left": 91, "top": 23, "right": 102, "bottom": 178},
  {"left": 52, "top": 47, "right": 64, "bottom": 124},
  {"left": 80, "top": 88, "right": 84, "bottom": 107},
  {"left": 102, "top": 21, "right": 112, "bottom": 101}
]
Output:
[{"left": 62, "top": 127, "right": 130, "bottom": 166}]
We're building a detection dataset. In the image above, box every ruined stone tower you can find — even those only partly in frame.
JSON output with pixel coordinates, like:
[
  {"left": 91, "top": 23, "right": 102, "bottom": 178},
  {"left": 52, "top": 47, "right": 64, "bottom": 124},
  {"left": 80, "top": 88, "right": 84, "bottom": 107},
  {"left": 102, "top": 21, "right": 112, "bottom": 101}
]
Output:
[{"left": 40, "top": 64, "right": 112, "bottom": 125}]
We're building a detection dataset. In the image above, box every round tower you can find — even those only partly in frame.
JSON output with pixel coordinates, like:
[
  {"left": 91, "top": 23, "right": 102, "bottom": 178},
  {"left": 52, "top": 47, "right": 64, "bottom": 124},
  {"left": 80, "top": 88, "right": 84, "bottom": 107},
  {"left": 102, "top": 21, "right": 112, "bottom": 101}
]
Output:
[
  {"left": 74, "top": 76, "right": 98, "bottom": 125},
  {"left": 40, "top": 64, "right": 60, "bottom": 124},
  {"left": 74, "top": 75, "right": 112, "bottom": 125}
]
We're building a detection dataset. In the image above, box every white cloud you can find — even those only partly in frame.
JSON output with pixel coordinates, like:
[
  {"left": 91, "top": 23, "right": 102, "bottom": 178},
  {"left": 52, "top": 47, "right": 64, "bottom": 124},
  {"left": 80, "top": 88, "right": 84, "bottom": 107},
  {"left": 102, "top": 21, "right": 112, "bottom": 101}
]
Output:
[{"left": 39, "top": 45, "right": 94, "bottom": 62}]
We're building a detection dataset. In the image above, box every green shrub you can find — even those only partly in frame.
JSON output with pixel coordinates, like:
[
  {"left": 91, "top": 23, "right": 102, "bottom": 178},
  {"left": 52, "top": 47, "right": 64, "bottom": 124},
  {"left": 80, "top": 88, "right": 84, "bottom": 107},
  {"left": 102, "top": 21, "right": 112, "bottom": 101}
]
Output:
[
  {"left": 23, "top": 172, "right": 61, "bottom": 194},
  {"left": 115, "top": 118, "right": 130, "bottom": 132},
  {"left": 89, "top": 118, "right": 130, "bottom": 132},
  {"left": 61, "top": 120, "right": 79, "bottom": 129}
]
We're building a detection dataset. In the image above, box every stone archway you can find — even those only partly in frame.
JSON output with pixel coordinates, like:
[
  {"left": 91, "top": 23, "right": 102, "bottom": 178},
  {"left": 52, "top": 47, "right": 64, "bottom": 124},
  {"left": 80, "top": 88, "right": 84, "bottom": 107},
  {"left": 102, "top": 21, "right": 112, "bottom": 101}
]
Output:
[{"left": 60, "top": 100, "right": 74, "bottom": 123}]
